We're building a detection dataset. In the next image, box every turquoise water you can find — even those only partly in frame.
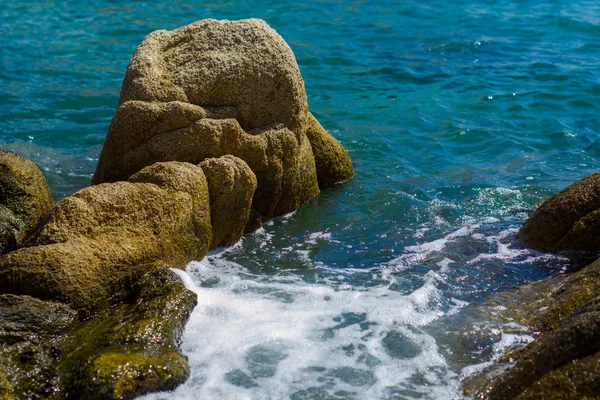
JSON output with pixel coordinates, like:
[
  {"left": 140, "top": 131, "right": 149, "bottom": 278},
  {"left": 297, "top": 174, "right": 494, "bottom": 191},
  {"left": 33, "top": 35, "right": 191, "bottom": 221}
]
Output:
[{"left": 2, "top": 1, "right": 599, "bottom": 398}]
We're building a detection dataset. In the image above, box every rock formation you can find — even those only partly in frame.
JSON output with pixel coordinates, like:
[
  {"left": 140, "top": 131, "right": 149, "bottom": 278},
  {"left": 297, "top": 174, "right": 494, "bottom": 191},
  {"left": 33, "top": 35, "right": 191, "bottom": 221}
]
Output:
[
  {"left": 0, "top": 161, "right": 213, "bottom": 315},
  {"left": 0, "top": 17, "right": 354, "bottom": 399},
  {"left": 199, "top": 155, "right": 257, "bottom": 248},
  {"left": 92, "top": 18, "right": 353, "bottom": 229},
  {"left": 0, "top": 149, "right": 53, "bottom": 255}
]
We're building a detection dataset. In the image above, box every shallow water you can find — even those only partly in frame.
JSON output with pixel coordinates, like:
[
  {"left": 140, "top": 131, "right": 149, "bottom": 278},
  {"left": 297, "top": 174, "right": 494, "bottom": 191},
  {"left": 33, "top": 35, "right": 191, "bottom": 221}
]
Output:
[{"left": 1, "top": 1, "right": 599, "bottom": 399}]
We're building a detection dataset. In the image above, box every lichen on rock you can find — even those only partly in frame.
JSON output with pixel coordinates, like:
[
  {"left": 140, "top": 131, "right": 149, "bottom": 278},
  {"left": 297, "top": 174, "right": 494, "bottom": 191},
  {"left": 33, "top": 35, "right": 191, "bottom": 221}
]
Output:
[
  {"left": 0, "top": 162, "right": 210, "bottom": 315},
  {"left": 464, "top": 258, "right": 600, "bottom": 399}
]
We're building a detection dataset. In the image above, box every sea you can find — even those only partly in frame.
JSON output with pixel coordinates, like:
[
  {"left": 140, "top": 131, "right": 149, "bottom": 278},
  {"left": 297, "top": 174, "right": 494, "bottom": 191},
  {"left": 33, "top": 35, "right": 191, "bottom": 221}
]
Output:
[{"left": 1, "top": 1, "right": 599, "bottom": 399}]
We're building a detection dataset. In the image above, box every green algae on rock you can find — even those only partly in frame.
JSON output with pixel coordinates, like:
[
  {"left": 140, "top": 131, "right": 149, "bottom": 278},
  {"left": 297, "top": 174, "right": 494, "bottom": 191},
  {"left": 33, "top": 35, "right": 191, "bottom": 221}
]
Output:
[
  {"left": 464, "top": 258, "right": 600, "bottom": 399},
  {"left": 520, "top": 171, "right": 600, "bottom": 252},
  {"left": 0, "top": 268, "right": 196, "bottom": 399},
  {"left": 0, "top": 149, "right": 53, "bottom": 255},
  {"left": 92, "top": 19, "right": 352, "bottom": 228}
]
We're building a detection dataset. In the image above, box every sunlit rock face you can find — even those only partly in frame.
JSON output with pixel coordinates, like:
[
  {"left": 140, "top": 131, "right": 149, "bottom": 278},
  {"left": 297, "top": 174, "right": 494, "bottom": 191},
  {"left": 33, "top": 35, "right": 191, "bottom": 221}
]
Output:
[{"left": 93, "top": 18, "right": 353, "bottom": 229}]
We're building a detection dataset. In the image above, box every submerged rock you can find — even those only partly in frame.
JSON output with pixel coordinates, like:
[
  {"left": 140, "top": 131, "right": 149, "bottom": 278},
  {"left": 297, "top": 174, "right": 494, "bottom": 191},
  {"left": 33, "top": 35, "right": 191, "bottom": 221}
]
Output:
[
  {"left": 465, "top": 258, "right": 600, "bottom": 399},
  {"left": 0, "top": 149, "right": 53, "bottom": 255},
  {"left": 520, "top": 171, "right": 600, "bottom": 252},
  {"left": 0, "top": 267, "right": 196, "bottom": 399},
  {"left": 92, "top": 18, "right": 352, "bottom": 227},
  {"left": 0, "top": 162, "right": 210, "bottom": 315}
]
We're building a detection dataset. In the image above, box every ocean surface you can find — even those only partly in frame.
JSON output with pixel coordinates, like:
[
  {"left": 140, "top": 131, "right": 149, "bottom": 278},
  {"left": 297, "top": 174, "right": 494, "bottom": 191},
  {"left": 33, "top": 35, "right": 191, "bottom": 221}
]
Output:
[{"left": 1, "top": 1, "right": 599, "bottom": 399}]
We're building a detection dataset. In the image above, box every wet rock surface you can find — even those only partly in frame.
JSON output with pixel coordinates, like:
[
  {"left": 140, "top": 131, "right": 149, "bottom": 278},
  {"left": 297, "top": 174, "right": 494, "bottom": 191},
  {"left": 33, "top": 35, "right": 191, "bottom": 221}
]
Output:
[
  {"left": 0, "top": 267, "right": 196, "bottom": 399},
  {"left": 464, "top": 258, "right": 600, "bottom": 399}
]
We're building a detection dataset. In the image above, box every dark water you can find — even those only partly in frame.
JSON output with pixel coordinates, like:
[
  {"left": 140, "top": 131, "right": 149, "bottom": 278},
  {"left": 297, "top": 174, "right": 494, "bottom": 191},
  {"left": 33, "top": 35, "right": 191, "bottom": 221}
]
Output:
[{"left": 1, "top": 1, "right": 599, "bottom": 398}]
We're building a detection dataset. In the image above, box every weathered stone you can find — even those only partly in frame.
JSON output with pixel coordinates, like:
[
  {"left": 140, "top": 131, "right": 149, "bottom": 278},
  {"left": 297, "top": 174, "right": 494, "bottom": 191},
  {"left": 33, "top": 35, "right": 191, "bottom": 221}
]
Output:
[
  {"left": 129, "top": 161, "right": 212, "bottom": 258},
  {"left": 520, "top": 172, "right": 600, "bottom": 252},
  {"left": 92, "top": 19, "right": 353, "bottom": 227},
  {"left": 305, "top": 113, "right": 354, "bottom": 189},
  {"left": 0, "top": 149, "right": 53, "bottom": 255},
  {"left": 0, "top": 163, "right": 211, "bottom": 314},
  {"left": 0, "top": 268, "right": 196, "bottom": 399},
  {"left": 199, "top": 155, "right": 256, "bottom": 248}
]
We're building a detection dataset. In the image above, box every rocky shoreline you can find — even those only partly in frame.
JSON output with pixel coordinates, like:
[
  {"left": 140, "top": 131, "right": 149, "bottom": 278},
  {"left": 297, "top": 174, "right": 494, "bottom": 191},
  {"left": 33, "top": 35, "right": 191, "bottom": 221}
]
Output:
[
  {"left": 1, "top": 17, "right": 598, "bottom": 400},
  {"left": 465, "top": 173, "right": 600, "bottom": 399},
  {"left": 0, "top": 19, "right": 353, "bottom": 399}
]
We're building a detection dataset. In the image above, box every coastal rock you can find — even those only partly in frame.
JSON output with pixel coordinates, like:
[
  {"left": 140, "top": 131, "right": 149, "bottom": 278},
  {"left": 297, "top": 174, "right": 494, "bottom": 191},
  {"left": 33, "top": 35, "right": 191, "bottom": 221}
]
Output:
[
  {"left": 305, "top": 113, "right": 354, "bottom": 189},
  {"left": 129, "top": 161, "right": 213, "bottom": 258},
  {"left": 465, "top": 258, "right": 600, "bottom": 399},
  {"left": 0, "top": 149, "right": 53, "bottom": 255},
  {"left": 520, "top": 172, "right": 600, "bottom": 252},
  {"left": 0, "top": 162, "right": 210, "bottom": 314},
  {"left": 92, "top": 18, "right": 352, "bottom": 226},
  {"left": 0, "top": 294, "right": 78, "bottom": 398},
  {"left": 199, "top": 155, "right": 257, "bottom": 248},
  {"left": 0, "top": 268, "right": 197, "bottom": 399}
]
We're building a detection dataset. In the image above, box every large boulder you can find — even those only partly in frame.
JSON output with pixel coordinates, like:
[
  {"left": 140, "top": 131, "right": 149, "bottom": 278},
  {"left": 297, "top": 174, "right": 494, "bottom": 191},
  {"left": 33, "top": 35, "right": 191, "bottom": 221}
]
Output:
[
  {"left": 0, "top": 162, "right": 210, "bottom": 314},
  {"left": 92, "top": 19, "right": 352, "bottom": 227},
  {"left": 199, "top": 155, "right": 257, "bottom": 248},
  {"left": 0, "top": 267, "right": 197, "bottom": 399},
  {"left": 0, "top": 149, "right": 53, "bottom": 255},
  {"left": 520, "top": 172, "right": 600, "bottom": 252}
]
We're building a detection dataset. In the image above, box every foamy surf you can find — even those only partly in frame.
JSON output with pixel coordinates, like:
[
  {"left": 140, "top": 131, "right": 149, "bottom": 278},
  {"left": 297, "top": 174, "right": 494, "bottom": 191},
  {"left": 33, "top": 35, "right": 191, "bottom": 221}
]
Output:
[{"left": 139, "top": 187, "right": 571, "bottom": 400}]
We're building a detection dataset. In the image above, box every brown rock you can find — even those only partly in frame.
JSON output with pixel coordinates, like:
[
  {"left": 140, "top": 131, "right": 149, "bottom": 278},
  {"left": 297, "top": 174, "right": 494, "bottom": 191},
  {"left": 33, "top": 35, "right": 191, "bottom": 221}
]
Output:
[
  {"left": 305, "top": 112, "right": 354, "bottom": 189},
  {"left": 92, "top": 19, "right": 355, "bottom": 227},
  {"left": 0, "top": 163, "right": 211, "bottom": 314},
  {"left": 0, "top": 149, "right": 53, "bottom": 255},
  {"left": 199, "top": 155, "right": 257, "bottom": 248},
  {"left": 129, "top": 161, "right": 212, "bottom": 258},
  {"left": 520, "top": 172, "right": 600, "bottom": 252}
]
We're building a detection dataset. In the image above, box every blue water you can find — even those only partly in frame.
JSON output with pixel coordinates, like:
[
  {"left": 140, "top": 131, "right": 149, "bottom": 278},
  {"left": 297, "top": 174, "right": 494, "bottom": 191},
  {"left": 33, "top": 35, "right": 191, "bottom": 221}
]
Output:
[{"left": 1, "top": 1, "right": 599, "bottom": 399}]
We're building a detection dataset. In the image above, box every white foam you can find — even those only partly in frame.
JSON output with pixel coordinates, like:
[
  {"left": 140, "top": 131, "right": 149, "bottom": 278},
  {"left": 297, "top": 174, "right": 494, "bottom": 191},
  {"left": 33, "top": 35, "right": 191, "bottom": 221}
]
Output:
[{"left": 140, "top": 254, "right": 465, "bottom": 400}]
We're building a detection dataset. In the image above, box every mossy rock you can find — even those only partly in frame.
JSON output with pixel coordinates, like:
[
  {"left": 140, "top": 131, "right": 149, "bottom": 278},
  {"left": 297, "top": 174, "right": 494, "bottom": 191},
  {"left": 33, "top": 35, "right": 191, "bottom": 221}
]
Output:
[
  {"left": 520, "top": 171, "right": 600, "bottom": 252},
  {"left": 0, "top": 268, "right": 196, "bottom": 399},
  {"left": 0, "top": 367, "right": 14, "bottom": 400},
  {"left": 305, "top": 112, "right": 354, "bottom": 189},
  {"left": 0, "top": 294, "right": 78, "bottom": 399},
  {"left": 0, "top": 149, "right": 53, "bottom": 255},
  {"left": 56, "top": 267, "right": 197, "bottom": 399},
  {"left": 465, "top": 258, "right": 600, "bottom": 399}
]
